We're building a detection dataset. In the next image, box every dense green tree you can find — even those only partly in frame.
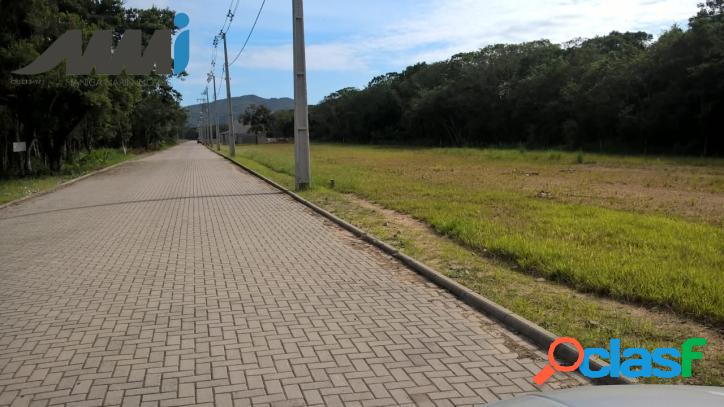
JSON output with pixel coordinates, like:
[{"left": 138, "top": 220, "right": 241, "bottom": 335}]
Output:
[
  {"left": 310, "top": 4, "right": 723, "bottom": 156},
  {"left": 241, "top": 104, "right": 273, "bottom": 142},
  {"left": 0, "top": 0, "right": 186, "bottom": 175},
  {"left": 268, "top": 110, "right": 294, "bottom": 139}
]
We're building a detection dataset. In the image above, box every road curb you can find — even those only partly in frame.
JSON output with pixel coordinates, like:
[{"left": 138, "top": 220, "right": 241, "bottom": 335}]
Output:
[
  {"left": 209, "top": 146, "right": 634, "bottom": 386},
  {"left": 0, "top": 151, "right": 153, "bottom": 211}
]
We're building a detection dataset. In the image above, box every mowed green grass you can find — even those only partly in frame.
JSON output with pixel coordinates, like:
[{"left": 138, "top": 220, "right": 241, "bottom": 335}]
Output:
[{"left": 227, "top": 144, "right": 724, "bottom": 324}]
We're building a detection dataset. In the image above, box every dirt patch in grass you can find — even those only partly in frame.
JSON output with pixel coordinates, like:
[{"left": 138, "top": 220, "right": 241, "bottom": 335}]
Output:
[
  {"left": 406, "top": 159, "right": 724, "bottom": 226},
  {"left": 524, "top": 164, "right": 724, "bottom": 226}
]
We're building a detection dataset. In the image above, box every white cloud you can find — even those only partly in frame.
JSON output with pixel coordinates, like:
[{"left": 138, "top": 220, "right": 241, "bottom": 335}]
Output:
[
  {"left": 238, "top": 43, "right": 367, "bottom": 71},
  {"left": 124, "top": 0, "right": 701, "bottom": 101},
  {"left": 240, "top": 0, "right": 698, "bottom": 71}
]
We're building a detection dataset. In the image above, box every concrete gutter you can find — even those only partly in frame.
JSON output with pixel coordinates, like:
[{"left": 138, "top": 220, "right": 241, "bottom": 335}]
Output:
[{"left": 210, "top": 146, "right": 635, "bottom": 386}]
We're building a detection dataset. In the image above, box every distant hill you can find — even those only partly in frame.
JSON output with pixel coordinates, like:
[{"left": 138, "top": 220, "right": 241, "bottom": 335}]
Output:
[{"left": 184, "top": 95, "right": 293, "bottom": 128}]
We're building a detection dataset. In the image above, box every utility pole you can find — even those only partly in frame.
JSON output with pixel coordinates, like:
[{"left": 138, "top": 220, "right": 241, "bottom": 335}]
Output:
[
  {"left": 222, "top": 33, "right": 236, "bottom": 156},
  {"left": 197, "top": 98, "right": 206, "bottom": 144},
  {"left": 204, "top": 86, "right": 213, "bottom": 148},
  {"left": 292, "top": 0, "right": 311, "bottom": 190},
  {"left": 210, "top": 72, "right": 221, "bottom": 151}
]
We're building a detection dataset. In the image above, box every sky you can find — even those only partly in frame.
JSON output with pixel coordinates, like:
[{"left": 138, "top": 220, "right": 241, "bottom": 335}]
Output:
[{"left": 124, "top": 0, "right": 700, "bottom": 106}]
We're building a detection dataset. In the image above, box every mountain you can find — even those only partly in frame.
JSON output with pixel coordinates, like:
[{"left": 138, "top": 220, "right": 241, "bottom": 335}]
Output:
[{"left": 183, "top": 95, "right": 293, "bottom": 128}]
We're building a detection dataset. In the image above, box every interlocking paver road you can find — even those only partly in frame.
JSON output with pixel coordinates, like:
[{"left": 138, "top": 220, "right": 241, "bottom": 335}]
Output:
[{"left": 0, "top": 142, "right": 587, "bottom": 407}]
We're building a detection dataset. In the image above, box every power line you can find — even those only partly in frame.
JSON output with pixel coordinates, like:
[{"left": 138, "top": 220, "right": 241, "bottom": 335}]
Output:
[
  {"left": 229, "top": 0, "right": 267, "bottom": 67},
  {"left": 216, "top": 64, "right": 225, "bottom": 99},
  {"left": 209, "top": 0, "right": 245, "bottom": 100},
  {"left": 229, "top": 0, "right": 241, "bottom": 27},
  {"left": 217, "top": 0, "right": 240, "bottom": 37},
  {"left": 207, "top": 0, "right": 266, "bottom": 118},
  {"left": 211, "top": 0, "right": 236, "bottom": 69}
]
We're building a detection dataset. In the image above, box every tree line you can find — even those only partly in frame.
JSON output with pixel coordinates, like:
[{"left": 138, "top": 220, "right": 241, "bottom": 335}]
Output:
[
  {"left": 239, "top": 105, "right": 294, "bottom": 141},
  {"left": 0, "top": 0, "right": 186, "bottom": 176},
  {"left": 309, "top": 1, "right": 723, "bottom": 156}
]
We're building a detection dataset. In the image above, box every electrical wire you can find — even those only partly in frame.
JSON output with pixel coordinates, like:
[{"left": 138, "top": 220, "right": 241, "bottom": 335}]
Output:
[
  {"left": 229, "top": 0, "right": 267, "bottom": 67},
  {"left": 218, "top": 0, "right": 240, "bottom": 36},
  {"left": 210, "top": 0, "right": 238, "bottom": 67},
  {"left": 208, "top": 0, "right": 237, "bottom": 100},
  {"left": 208, "top": 0, "right": 265, "bottom": 103},
  {"left": 216, "top": 64, "right": 225, "bottom": 97}
]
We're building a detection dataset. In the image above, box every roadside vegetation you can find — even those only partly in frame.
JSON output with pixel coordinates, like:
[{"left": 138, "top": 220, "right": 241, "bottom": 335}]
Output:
[
  {"left": 301, "top": 1, "right": 724, "bottom": 156},
  {"left": 226, "top": 144, "right": 724, "bottom": 322},
  {"left": 0, "top": 1, "right": 186, "bottom": 178},
  {"left": 235, "top": 0, "right": 724, "bottom": 167},
  {"left": 1, "top": 149, "right": 131, "bottom": 205},
  {"left": 0, "top": 145, "right": 176, "bottom": 205},
  {"left": 219, "top": 143, "right": 724, "bottom": 385}
]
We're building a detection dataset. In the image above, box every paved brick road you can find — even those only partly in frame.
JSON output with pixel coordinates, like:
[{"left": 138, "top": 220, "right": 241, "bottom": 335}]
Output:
[{"left": 0, "top": 142, "right": 586, "bottom": 407}]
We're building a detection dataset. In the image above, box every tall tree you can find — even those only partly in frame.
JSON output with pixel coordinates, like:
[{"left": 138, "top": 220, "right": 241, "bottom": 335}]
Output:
[
  {"left": 241, "top": 105, "right": 273, "bottom": 143},
  {"left": 309, "top": 7, "right": 724, "bottom": 156},
  {"left": 0, "top": 0, "right": 187, "bottom": 175}
]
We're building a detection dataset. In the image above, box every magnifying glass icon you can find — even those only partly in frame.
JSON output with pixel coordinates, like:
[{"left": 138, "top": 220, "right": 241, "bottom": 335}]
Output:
[{"left": 533, "top": 337, "right": 585, "bottom": 385}]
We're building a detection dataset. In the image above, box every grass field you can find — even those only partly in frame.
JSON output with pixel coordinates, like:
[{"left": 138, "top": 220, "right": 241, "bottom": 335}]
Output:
[
  {"left": 226, "top": 144, "right": 723, "bottom": 323},
  {"left": 0, "top": 148, "right": 137, "bottom": 206},
  {"left": 219, "top": 143, "right": 724, "bottom": 385},
  {"left": 219, "top": 143, "right": 724, "bottom": 384}
]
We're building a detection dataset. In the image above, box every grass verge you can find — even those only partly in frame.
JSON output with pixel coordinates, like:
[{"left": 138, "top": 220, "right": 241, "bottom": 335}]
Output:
[
  {"left": 0, "top": 148, "right": 138, "bottom": 206},
  {"left": 219, "top": 144, "right": 723, "bottom": 385},
  {"left": 223, "top": 144, "right": 723, "bottom": 324}
]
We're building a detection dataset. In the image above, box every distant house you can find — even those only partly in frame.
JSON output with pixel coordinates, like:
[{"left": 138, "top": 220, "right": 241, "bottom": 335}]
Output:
[{"left": 219, "top": 119, "right": 267, "bottom": 144}]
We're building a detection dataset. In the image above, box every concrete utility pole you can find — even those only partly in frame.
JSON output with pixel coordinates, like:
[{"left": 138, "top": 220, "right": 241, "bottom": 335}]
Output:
[
  {"left": 292, "top": 0, "right": 311, "bottom": 190},
  {"left": 210, "top": 72, "right": 221, "bottom": 151},
  {"left": 222, "top": 33, "right": 236, "bottom": 156},
  {"left": 204, "top": 86, "right": 213, "bottom": 148},
  {"left": 197, "top": 98, "right": 206, "bottom": 144}
]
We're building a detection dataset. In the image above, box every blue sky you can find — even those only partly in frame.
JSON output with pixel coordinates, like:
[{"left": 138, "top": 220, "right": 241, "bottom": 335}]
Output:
[{"left": 125, "top": 0, "right": 699, "bottom": 106}]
